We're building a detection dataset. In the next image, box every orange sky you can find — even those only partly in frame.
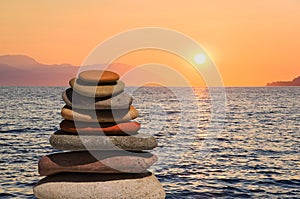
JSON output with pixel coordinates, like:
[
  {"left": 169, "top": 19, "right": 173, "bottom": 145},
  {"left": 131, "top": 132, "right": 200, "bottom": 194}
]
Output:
[{"left": 1, "top": 0, "right": 300, "bottom": 86}]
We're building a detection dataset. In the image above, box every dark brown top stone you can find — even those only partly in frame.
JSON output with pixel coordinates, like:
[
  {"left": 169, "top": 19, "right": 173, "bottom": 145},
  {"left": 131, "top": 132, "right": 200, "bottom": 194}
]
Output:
[{"left": 78, "top": 70, "right": 119, "bottom": 83}]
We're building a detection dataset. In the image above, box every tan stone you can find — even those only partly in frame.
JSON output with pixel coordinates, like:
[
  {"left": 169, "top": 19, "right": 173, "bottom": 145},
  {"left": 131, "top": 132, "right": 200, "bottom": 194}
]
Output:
[
  {"left": 69, "top": 78, "right": 125, "bottom": 97},
  {"left": 61, "top": 105, "right": 138, "bottom": 123},
  {"left": 33, "top": 172, "right": 166, "bottom": 199}
]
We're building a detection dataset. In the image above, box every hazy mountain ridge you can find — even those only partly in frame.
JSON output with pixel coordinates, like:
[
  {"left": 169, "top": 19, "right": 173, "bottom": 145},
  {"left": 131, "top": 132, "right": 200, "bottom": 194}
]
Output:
[
  {"left": 0, "top": 55, "right": 40, "bottom": 67},
  {"left": 0, "top": 55, "right": 135, "bottom": 86},
  {"left": 267, "top": 76, "right": 300, "bottom": 86},
  {"left": 0, "top": 55, "right": 79, "bottom": 86},
  {"left": 3, "top": 54, "right": 298, "bottom": 87}
]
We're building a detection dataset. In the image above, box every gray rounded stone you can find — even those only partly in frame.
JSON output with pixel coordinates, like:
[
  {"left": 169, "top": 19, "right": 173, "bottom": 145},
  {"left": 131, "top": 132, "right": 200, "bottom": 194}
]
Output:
[
  {"left": 50, "top": 131, "right": 158, "bottom": 151},
  {"left": 62, "top": 88, "right": 133, "bottom": 110},
  {"left": 69, "top": 78, "right": 125, "bottom": 98},
  {"left": 33, "top": 172, "right": 166, "bottom": 199}
]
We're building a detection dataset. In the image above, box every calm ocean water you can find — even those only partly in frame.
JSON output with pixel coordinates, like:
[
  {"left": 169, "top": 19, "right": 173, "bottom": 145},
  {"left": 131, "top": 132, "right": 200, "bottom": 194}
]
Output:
[{"left": 0, "top": 87, "right": 300, "bottom": 198}]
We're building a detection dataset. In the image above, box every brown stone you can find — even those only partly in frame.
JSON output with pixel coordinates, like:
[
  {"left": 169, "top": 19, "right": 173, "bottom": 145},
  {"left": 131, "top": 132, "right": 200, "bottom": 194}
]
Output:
[
  {"left": 38, "top": 151, "right": 157, "bottom": 176},
  {"left": 60, "top": 120, "right": 140, "bottom": 135},
  {"left": 79, "top": 70, "right": 119, "bottom": 83},
  {"left": 61, "top": 105, "right": 138, "bottom": 123}
]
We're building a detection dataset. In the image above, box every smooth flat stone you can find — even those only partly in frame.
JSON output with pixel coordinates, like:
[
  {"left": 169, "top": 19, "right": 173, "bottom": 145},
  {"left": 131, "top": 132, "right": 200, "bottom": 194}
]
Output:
[
  {"left": 61, "top": 105, "right": 138, "bottom": 123},
  {"left": 69, "top": 78, "right": 125, "bottom": 97},
  {"left": 60, "top": 120, "right": 140, "bottom": 135},
  {"left": 38, "top": 151, "right": 157, "bottom": 176},
  {"left": 50, "top": 131, "right": 157, "bottom": 151},
  {"left": 62, "top": 88, "right": 132, "bottom": 110},
  {"left": 78, "top": 70, "right": 120, "bottom": 83},
  {"left": 33, "top": 172, "right": 166, "bottom": 199}
]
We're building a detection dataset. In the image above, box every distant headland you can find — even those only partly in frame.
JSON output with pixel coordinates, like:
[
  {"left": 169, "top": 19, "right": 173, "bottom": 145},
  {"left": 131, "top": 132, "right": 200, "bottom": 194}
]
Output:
[{"left": 266, "top": 76, "right": 300, "bottom": 86}]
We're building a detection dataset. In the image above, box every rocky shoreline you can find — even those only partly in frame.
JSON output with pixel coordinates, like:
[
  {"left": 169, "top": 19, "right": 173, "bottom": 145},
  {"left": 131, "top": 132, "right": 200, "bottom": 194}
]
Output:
[{"left": 266, "top": 76, "right": 300, "bottom": 86}]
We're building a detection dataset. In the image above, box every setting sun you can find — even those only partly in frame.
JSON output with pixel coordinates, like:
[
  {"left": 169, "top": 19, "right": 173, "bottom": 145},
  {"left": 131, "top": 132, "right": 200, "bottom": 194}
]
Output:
[
  {"left": 0, "top": 0, "right": 299, "bottom": 86},
  {"left": 194, "top": 53, "right": 206, "bottom": 65}
]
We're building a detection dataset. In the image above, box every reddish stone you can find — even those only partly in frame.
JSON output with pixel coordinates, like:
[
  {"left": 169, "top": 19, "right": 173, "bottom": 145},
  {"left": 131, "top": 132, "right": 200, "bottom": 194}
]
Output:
[
  {"left": 38, "top": 151, "right": 157, "bottom": 176},
  {"left": 60, "top": 120, "right": 140, "bottom": 135}
]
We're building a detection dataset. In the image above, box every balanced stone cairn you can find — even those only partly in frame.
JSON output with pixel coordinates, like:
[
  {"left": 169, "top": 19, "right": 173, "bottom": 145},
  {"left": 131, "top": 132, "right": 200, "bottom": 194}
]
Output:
[{"left": 33, "top": 70, "right": 165, "bottom": 199}]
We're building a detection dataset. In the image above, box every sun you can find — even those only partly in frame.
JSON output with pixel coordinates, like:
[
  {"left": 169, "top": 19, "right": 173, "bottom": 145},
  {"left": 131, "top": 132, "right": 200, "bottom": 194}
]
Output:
[{"left": 194, "top": 53, "right": 206, "bottom": 64}]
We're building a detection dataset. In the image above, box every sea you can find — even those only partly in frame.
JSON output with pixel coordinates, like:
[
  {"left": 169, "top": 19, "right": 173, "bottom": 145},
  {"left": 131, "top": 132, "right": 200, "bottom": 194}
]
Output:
[{"left": 0, "top": 86, "right": 300, "bottom": 199}]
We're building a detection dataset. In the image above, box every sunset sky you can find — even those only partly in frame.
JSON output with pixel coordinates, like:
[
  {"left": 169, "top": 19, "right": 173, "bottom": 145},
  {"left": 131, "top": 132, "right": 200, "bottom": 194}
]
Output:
[{"left": 1, "top": 0, "right": 300, "bottom": 86}]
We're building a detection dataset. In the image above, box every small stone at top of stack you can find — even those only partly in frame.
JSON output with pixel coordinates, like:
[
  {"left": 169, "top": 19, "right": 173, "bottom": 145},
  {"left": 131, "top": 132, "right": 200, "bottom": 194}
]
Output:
[
  {"left": 33, "top": 70, "right": 165, "bottom": 199},
  {"left": 78, "top": 70, "right": 120, "bottom": 84}
]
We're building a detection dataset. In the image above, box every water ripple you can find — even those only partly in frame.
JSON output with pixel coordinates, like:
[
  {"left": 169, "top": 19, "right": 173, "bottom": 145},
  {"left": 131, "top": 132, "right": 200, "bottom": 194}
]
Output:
[{"left": 0, "top": 87, "right": 300, "bottom": 198}]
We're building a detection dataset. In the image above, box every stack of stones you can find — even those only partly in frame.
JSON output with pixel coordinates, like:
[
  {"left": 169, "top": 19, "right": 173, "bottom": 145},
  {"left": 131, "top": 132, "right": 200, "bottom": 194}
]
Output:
[{"left": 33, "top": 70, "right": 165, "bottom": 199}]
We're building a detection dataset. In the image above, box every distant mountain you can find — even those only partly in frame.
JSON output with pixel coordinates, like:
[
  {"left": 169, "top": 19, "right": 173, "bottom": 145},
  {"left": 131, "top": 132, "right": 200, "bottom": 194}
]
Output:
[
  {"left": 266, "top": 76, "right": 300, "bottom": 86},
  {"left": 0, "top": 55, "right": 79, "bottom": 86},
  {"left": 0, "top": 54, "right": 40, "bottom": 68},
  {"left": 0, "top": 55, "right": 135, "bottom": 86}
]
